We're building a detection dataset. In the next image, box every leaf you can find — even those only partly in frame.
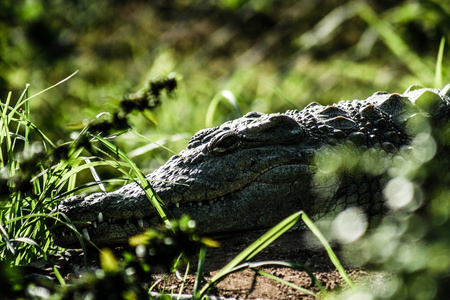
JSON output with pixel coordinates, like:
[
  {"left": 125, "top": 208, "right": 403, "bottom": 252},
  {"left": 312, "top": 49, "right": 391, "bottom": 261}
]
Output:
[{"left": 100, "top": 248, "right": 118, "bottom": 273}]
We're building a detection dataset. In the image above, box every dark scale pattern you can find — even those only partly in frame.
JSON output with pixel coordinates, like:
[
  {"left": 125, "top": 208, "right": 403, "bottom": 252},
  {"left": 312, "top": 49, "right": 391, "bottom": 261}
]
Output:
[
  {"left": 52, "top": 85, "right": 450, "bottom": 248},
  {"left": 290, "top": 92, "right": 417, "bottom": 152}
]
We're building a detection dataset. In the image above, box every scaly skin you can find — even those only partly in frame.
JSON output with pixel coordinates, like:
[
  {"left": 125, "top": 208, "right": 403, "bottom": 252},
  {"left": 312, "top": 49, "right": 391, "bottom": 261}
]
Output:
[{"left": 52, "top": 85, "right": 450, "bottom": 247}]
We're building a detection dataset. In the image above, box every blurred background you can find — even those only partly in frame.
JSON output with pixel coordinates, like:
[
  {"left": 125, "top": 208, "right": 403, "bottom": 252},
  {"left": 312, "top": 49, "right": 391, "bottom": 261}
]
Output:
[{"left": 1, "top": 0, "right": 449, "bottom": 172}]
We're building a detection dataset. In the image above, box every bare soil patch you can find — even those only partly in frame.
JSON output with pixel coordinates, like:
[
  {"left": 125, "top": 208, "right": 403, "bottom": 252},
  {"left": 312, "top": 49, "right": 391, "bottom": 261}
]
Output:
[
  {"left": 36, "top": 231, "right": 375, "bottom": 299},
  {"left": 152, "top": 231, "right": 367, "bottom": 299}
]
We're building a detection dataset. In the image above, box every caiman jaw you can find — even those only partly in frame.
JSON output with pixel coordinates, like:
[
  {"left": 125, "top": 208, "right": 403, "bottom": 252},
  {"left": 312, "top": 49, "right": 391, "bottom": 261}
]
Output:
[
  {"left": 51, "top": 192, "right": 162, "bottom": 247},
  {"left": 53, "top": 213, "right": 157, "bottom": 247},
  {"left": 52, "top": 158, "right": 312, "bottom": 248}
]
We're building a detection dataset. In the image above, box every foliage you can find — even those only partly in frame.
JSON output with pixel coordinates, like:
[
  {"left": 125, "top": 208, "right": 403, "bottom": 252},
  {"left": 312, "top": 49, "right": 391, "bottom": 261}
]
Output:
[
  {"left": 0, "top": 260, "right": 28, "bottom": 299},
  {"left": 0, "top": 74, "right": 176, "bottom": 267},
  {"left": 129, "top": 215, "right": 219, "bottom": 272},
  {"left": 55, "top": 216, "right": 212, "bottom": 300},
  {"left": 0, "top": 0, "right": 449, "bottom": 299},
  {"left": 0, "top": 215, "right": 211, "bottom": 299}
]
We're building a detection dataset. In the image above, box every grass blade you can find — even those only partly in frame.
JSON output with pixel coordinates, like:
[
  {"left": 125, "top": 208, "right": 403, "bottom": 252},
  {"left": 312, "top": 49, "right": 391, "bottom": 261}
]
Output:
[
  {"left": 192, "top": 246, "right": 207, "bottom": 300},
  {"left": 84, "top": 158, "right": 106, "bottom": 193},
  {"left": 16, "top": 71, "right": 78, "bottom": 108},
  {"left": 254, "top": 268, "right": 318, "bottom": 297},
  {"left": 434, "top": 36, "right": 445, "bottom": 89},
  {"left": 243, "top": 261, "right": 326, "bottom": 295},
  {"left": 0, "top": 92, "right": 13, "bottom": 169},
  {"left": 176, "top": 262, "right": 191, "bottom": 300},
  {"left": 93, "top": 134, "right": 170, "bottom": 226},
  {"left": 199, "top": 210, "right": 303, "bottom": 296},
  {"left": 202, "top": 260, "right": 326, "bottom": 297},
  {"left": 0, "top": 223, "right": 15, "bottom": 255},
  {"left": 301, "top": 213, "right": 354, "bottom": 288},
  {"left": 295, "top": 1, "right": 359, "bottom": 50},
  {"left": 128, "top": 128, "right": 183, "bottom": 158},
  {"left": 205, "top": 90, "right": 242, "bottom": 128}
]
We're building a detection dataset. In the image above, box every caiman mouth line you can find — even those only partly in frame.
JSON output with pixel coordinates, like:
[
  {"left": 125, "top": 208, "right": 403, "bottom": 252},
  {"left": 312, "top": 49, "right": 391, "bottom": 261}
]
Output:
[
  {"left": 172, "top": 161, "right": 307, "bottom": 207},
  {"left": 55, "top": 211, "right": 156, "bottom": 246}
]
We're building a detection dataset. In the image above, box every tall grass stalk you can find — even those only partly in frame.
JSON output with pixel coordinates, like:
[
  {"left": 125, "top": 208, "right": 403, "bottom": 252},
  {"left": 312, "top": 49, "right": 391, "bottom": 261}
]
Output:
[
  {"left": 192, "top": 246, "right": 207, "bottom": 300},
  {"left": 205, "top": 90, "right": 242, "bottom": 128},
  {"left": 434, "top": 37, "right": 446, "bottom": 89}
]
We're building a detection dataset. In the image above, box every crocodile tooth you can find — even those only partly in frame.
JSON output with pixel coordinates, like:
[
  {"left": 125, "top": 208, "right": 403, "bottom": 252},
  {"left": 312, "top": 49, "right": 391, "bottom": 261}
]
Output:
[
  {"left": 198, "top": 202, "right": 202, "bottom": 207},
  {"left": 92, "top": 221, "right": 97, "bottom": 228},
  {"left": 97, "top": 212, "right": 104, "bottom": 223},
  {"left": 189, "top": 202, "right": 193, "bottom": 206},
  {"left": 82, "top": 228, "right": 90, "bottom": 241},
  {"left": 137, "top": 219, "right": 144, "bottom": 228},
  {"left": 109, "top": 218, "right": 112, "bottom": 223},
  {"left": 175, "top": 203, "right": 180, "bottom": 208},
  {"left": 61, "top": 232, "right": 65, "bottom": 237},
  {"left": 126, "top": 220, "right": 130, "bottom": 224}
]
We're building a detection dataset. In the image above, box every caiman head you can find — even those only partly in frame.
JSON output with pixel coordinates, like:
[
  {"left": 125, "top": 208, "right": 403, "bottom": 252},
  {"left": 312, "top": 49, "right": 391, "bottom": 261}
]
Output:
[
  {"left": 51, "top": 85, "right": 450, "bottom": 247},
  {"left": 52, "top": 112, "right": 318, "bottom": 247}
]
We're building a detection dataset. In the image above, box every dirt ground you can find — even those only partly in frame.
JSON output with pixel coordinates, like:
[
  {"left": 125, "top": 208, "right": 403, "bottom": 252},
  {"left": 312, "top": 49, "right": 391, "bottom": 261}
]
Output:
[
  {"left": 151, "top": 231, "right": 370, "bottom": 299},
  {"left": 37, "top": 230, "right": 381, "bottom": 299}
]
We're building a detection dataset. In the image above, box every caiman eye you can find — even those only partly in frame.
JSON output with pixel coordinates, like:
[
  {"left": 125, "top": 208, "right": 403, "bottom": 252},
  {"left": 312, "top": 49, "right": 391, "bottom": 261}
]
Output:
[{"left": 209, "top": 133, "right": 240, "bottom": 153}]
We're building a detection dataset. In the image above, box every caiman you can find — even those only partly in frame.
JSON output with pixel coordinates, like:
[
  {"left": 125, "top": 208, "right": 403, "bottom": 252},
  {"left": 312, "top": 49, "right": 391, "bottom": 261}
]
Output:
[{"left": 51, "top": 85, "right": 450, "bottom": 247}]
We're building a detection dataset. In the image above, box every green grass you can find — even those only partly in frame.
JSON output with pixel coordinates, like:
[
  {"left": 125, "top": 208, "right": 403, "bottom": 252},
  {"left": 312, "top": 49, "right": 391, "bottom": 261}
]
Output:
[
  {"left": 2, "top": 1, "right": 448, "bottom": 162},
  {"left": 0, "top": 1, "right": 449, "bottom": 298},
  {"left": 0, "top": 75, "right": 173, "bottom": 266}
]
